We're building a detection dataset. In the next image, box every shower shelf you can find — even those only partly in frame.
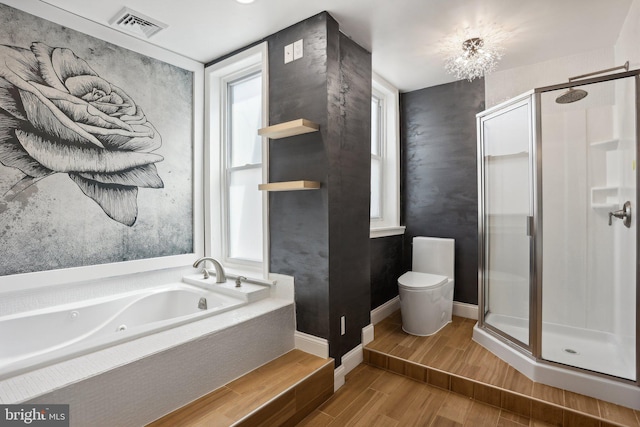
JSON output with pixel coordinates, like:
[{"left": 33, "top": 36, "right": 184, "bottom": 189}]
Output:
[
  {"left": 591, "top": 186, "right": 620, "bottom": 209},
  {"left": 589, "top": 139, "right": 619, "bottom": 150},
  {"left": 484, "top": 151, "right": 528, "bottom": 159}
]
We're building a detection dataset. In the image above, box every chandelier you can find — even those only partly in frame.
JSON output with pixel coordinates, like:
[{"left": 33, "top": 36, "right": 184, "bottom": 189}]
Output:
[{"left": 440, "top": 27, "right": 505, "bottom": 81}]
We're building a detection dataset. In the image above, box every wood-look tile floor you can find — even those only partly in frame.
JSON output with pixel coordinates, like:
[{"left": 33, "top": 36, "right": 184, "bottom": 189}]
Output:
[
  {"left": 299, "top": 363, "right": 554, "bottom": 426},
  {"left": 298, "top": 312, "right": 640, "bottom": 427},
  {"left": 148, "top": 349, "right": 332, "bottom": 427}
]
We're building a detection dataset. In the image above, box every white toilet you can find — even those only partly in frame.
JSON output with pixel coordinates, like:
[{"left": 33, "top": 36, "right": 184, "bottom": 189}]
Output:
[{"left": 398, "top": 237, "right": 455, "bottom": 336}]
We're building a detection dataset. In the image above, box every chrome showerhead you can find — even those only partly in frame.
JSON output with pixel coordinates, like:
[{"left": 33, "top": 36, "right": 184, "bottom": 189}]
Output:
[
  {"left": 555, "top": 88, "right": 588, "bottom": 104},
  {"left": 555, "top": 61, "right": 630, "bottom": 104}
]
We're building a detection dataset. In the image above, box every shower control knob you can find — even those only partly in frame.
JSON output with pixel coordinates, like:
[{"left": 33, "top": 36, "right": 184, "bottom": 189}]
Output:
[{"left": 608, "top": 201, "right": 632, "bottom": 228}]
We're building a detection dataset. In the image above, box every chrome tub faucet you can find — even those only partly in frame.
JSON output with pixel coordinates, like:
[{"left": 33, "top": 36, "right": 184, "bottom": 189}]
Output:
[{"left": 192, "top": 257, "right": 227, "bottom": 283}]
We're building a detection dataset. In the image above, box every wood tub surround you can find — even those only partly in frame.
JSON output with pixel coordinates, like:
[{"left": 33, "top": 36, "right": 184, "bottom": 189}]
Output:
[{"left": 147, "top": 350, "right": 333, "bottom": 427}]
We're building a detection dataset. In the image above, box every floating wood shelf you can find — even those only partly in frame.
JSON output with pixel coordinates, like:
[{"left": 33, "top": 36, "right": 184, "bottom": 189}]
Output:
[
  {"left": 258, "top": 180, "right": 321, "bottom": 192},
  {"left": 258, "top": 119, "right": 319, "bottom": 139}
]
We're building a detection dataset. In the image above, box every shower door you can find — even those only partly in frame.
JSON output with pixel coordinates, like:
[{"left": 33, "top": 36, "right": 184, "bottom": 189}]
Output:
[
  {"left": 537, "top": 75, "right": 637, "bottom": 381},
  {"left": 478, "top": 95, "right": 534, "bottom": 348}
]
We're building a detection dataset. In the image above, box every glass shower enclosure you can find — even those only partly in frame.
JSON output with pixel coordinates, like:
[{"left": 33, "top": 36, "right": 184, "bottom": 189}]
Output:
[{"left": 477, "top": 69, "right": 639, "bottom": 384}]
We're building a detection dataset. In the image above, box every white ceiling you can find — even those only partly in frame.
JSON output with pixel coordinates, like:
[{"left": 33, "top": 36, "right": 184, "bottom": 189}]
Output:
[{"left": 40, "top": 0, "right": 633, "bottom": 92}]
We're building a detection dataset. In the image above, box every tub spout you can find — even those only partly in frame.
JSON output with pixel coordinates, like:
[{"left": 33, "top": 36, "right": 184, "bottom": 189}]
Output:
[{"left": 192, "top": 257, "right": 227, "bottom": 283}]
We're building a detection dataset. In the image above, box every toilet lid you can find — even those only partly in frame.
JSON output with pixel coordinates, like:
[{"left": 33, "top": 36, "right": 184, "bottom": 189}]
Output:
[{"left": 398, "top": 271, "right": 448, "bottom": 289}]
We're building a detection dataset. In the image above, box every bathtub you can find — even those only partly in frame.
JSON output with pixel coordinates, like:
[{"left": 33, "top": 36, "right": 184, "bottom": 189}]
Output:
[{"left": 0, "top": 281, "right": 266, "bottom": 380}]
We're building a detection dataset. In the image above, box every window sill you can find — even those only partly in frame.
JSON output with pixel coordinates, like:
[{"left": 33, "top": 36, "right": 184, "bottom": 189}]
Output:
[{"left": 370, "top": 226, "right": 406, "bottom": 239}]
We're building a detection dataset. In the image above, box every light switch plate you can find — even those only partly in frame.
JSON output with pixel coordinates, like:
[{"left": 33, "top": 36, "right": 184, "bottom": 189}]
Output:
[
  {"left": 293, "top": 39, "right": 303, "bottom": 60},
  {"left": 284, "top": 43, "right": 293, "bottom": 64}
]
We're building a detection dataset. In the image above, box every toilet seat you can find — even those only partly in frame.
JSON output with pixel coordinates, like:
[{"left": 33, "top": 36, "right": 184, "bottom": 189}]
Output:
[{"left": 398, "top": 271, "right": 448, "bottom": 290}]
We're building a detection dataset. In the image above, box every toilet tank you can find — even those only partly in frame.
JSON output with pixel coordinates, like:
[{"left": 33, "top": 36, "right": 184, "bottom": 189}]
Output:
[{"left": 412, "top": 237, "right": 455, "bottom": 279}]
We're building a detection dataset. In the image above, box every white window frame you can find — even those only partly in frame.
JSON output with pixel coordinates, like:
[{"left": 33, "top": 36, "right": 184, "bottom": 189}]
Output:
[
  {"left": 370, "top": 72, "right": 405, "bottom": 238},
  {"left": 371, "top": 93, "right": 384, "bottom": 221},
  {"left": 205, "top": 43, "right": 269, "bottom": 278}
]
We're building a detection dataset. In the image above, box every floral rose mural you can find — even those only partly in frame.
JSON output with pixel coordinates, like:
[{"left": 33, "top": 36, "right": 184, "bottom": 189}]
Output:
[{"left": 0, "top": 41, "right": 163, "bottom": 226}]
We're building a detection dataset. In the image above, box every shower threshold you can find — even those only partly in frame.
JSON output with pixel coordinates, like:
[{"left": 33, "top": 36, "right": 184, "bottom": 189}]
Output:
[
  {"left": 484, "top": 313, "right": 635, "bottom": 381},
  {"left": 474, "top": 319, "right": 640, "bottom": 411}
]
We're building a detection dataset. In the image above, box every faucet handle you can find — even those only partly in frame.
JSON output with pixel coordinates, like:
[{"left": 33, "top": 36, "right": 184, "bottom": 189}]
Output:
[{"left": 235, "top": 276, "right": 246, "bottom": 288}]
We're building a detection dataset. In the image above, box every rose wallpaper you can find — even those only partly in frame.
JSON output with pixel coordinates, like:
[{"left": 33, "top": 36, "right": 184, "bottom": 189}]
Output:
[{"left": 0, "top": 4, "right": 194, "bottom": 275}]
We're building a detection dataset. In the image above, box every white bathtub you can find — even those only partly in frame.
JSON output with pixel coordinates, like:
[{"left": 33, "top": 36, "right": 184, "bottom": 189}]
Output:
[{"left": 0, "top": 281, "right": 255, "bottom": 380}]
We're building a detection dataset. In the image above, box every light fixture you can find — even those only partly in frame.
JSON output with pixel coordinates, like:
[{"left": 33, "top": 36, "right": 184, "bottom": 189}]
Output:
[
  {"left": 235, "top": 0, "right": 255, "bottom": 3},
  {"left": 440, "top": 26, "right": 505, "bottom": 81}
]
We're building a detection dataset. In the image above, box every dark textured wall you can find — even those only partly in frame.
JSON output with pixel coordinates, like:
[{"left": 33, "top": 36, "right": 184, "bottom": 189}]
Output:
[
  {"left": 268, "top": 14, "right": 331, "bottom": 339},
  {"left": 370, "top": 235, "right": 404, "bottom": 309},
  {"left": 327, "top": 32, "right": 372, "bottom": 360},
  {"left": 401, "top": 79, "right": 485, "bottom": 305},
  {"left": 267, "top": 13, "right": 371, "bottom": 363}
]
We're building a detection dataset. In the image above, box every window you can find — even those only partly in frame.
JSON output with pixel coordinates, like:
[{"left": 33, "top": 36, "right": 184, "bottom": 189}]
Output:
[
  {"left": 205, "top": 43, "right": 268, "bottom": 276},
  {"left": 226, "top": 73, "right": 263, "bottom": 262},
  {"left": 370, "top": 73, "right": 404, "bottom": 238},
  {"left": 370, "top": 94, "right": 383, "bottom": 220}
]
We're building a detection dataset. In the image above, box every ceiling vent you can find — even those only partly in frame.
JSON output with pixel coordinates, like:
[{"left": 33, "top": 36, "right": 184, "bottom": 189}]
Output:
[{"left": 109, "top": 7, "right": 167, "bottom": 39}]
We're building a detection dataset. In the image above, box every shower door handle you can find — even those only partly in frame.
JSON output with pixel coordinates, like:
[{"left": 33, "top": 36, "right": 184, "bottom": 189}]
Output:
[
  {"left": 526, "top": 216, "right": 534, "bottom": 236},
  {"left": 608, "top": 201, "right": 631, "bottom": 228}
]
